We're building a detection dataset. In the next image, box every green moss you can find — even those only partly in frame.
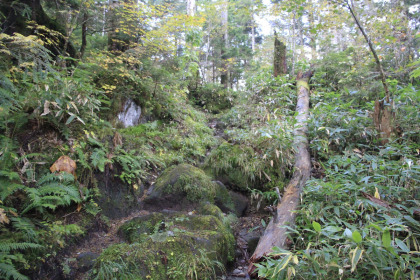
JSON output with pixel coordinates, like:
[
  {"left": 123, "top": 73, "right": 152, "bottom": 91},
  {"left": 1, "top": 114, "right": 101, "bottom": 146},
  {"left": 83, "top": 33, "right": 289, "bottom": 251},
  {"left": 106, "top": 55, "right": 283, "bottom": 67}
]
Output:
[
  {"left": 118, "top": 213, "right": 165, "bottom": 243},
  {"left": 297, "top": 80, "right": 309, "bottom": 91},
  {"left": 94, "top": 212, "right": 235, "bottom": 279},
  {"left": 151, "top": 164, "right": 218, "bottom": 202},
  {"left": 198, "top": 203, "right": 225, "bottom": 220}
]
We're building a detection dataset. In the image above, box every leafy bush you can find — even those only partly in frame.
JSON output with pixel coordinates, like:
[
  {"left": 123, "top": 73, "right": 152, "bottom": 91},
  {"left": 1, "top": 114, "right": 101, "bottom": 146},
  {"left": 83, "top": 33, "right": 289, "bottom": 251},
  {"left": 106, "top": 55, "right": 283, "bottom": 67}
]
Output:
[{"left": 190, "top": 83, "right": 236, "bottom": 113}]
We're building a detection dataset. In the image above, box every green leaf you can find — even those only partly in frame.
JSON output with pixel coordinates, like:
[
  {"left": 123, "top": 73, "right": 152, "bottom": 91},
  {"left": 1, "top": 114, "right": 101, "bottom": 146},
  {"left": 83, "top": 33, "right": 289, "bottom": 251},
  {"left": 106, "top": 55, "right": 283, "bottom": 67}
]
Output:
[
  {"left": 66, "top": 114, "right": 76, "bottom": 125},
  {"left": 395, "top": 238, "right": 409, "bottom": 253},
  {"left": 382, "top": 230, "right": 391, "bottom": 248},
  {"left": 351, "top": 247, "right": 364, "bottom": 272},
  {"left": 312, "top": 221, "right": 321, "bottom": 233},
  {"left": 273, "top": 254, "right": 292, "bottom": 276},
  {"left": 352, "top": 230, "right": 362, "bottom": 244}
]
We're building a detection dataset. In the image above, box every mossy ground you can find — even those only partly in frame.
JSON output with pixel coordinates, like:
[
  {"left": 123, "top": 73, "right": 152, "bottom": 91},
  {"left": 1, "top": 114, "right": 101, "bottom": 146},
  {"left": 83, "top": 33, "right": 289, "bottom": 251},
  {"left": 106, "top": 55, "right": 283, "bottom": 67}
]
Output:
[{"left": 93, "top": 207, "right": 235, "bottom": 280}]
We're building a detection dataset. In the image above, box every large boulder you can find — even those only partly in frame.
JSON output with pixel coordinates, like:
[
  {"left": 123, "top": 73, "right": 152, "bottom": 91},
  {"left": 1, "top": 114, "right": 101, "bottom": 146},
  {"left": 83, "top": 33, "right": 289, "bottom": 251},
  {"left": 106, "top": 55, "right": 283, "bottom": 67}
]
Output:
[
  {"left": 144, "top": 164, "right": 237, "bottom": 214},
  {"left": 94, "top": 208, "right": 235, "bottom": 280}
]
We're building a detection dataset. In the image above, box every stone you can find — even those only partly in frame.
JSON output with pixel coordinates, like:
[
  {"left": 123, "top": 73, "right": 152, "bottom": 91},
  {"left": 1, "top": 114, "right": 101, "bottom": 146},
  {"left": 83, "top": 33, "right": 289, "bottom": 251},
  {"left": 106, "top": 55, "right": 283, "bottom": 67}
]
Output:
[
  {"left": 76, "top": 252, "right": 99, "bottom": 272},
  {"left": 240, "top": 228, "right": 262, "bottom": 254},
  {"left": 118, "top": 99, "right": 141, "bottom": 128},
  {"left": 96, "top": 211, "right": 236, "bottom": 280},
  {"left": 144, "top": 164, "right": 223, "bottom": 209},
  {"left": 229, "top": 190, "right": 248, "bottom": 217}
]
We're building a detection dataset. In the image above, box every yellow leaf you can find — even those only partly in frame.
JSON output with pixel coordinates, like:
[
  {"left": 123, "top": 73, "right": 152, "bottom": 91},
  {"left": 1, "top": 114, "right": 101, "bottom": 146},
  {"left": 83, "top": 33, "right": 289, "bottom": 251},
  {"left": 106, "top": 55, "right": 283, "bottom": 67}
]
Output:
[{"left": 374, "top": 187, "right": 380, "bottom": 199}]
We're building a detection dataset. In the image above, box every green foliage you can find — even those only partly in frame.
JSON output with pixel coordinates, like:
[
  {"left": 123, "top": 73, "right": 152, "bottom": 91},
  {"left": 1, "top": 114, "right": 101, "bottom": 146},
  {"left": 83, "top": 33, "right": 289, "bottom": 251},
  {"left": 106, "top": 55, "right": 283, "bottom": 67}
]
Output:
[
  {"left": 205, "top": 72, "right": 295, "bottom": 191},
  {"left": 22, "top": 173, "right": 82, "bottom": 214},
  {"left": 167, "top": 249, "right": 225, "bottom": 280},
  {"left": 190, "top": 83, "right": 236, "bottom": 113},
  {"left": 256, "top": 81, "right": 420, "bottom": 279}
]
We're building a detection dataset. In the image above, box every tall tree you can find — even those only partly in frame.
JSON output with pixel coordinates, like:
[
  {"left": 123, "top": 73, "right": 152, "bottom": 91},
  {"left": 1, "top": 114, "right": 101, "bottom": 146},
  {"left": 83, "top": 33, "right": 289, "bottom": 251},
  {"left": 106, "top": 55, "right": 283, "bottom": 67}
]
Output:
[
  {"left": 220, "top": 0, "right": 229, "bottom": 88},
  {"left": 187, "top": 0, "right": 196, "bottom": 16},
  {"left": 273, "top": 31, "right": 287, "bottom": 76}
]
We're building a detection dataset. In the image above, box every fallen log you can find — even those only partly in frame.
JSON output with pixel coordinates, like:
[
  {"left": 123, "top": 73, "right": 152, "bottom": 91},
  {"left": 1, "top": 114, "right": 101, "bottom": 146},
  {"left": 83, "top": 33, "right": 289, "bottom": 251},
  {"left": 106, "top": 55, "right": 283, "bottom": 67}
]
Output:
[{"left": 248, "top": 70, "right": 313, "bottom": 277}]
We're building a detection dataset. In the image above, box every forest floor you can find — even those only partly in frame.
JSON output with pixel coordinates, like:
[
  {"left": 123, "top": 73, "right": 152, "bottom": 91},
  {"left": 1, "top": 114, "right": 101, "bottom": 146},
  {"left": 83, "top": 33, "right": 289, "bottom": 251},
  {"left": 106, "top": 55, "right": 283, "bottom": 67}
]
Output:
[{"left": 61, "top": 116, "right": 269, "bottom": 280}]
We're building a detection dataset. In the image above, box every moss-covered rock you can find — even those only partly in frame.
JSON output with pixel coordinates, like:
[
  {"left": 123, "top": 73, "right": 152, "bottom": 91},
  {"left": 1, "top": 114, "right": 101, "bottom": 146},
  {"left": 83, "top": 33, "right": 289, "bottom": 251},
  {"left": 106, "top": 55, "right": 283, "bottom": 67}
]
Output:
[
  {"left": 93, "top": 210, "right": 235, "bottom": 280},
  {"left": 146, "top": 164, "right": 217, "bottom": 202},
  {"left": 118, "top": 212, "right": 165, "bottom": 243},
  {"left": 144, "top": 164, "right": 237, "bottom": 215}
]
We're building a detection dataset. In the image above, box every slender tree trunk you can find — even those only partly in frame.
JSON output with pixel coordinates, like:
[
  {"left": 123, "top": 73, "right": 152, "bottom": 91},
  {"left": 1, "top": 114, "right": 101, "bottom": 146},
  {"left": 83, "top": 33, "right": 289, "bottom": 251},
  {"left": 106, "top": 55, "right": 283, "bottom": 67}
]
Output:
[
  {"left": 78, "top": 12, "right": 89, "bottom": 59},
  {"left": 347, "top": 0, "right": 393, "bottom": 144},
  {"left": 308, "top": 7, "right": 317, "bottom": 59},
  {"left": 291, "top": 11, "right": 296, "bottom": 76},
  {"left": 220, "top": 0, "right": 229, "bottom": 88},
  {"left": 251, "top": 0, "right": 255, "bottom": 52},
  {"left": 248, "top": 70, "right": 313, "bottom": 277},
  {"left": 274, "top": 32, "right": 287, "bottom": 77},
  {"left": 187, "top": 0, "right": 196, "bottom": 16}
]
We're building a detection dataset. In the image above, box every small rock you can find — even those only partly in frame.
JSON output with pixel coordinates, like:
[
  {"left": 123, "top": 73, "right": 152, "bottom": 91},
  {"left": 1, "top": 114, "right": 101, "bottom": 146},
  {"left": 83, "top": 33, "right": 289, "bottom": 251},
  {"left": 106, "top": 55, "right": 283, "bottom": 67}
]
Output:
[
  {"left": 77, "top": 252, "right": 99, "bottom": 272},
  {"left": 232, "top": 268, "right": 242, "bottom": 275}
]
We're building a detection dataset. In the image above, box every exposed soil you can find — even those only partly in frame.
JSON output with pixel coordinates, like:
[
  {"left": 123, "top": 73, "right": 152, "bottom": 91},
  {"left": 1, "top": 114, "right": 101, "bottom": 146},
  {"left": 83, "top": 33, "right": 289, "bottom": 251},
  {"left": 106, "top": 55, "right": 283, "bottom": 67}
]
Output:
[{"left": 63, "top": 210, "right": 150, "bottom": 279}]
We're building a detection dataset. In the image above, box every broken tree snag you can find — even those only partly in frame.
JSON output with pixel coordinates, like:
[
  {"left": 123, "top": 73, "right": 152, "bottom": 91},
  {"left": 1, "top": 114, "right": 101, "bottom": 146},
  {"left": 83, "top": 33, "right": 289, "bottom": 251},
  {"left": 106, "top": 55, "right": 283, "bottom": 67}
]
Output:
[
  {"left": 274, "top": 32, "right": 287, "bottom": 77},
  {"left": 346, "top": 0, "right": 394, "bottom": 144},
  {"left": 248, "top": 70, "right": 313, "bottom": 277}
]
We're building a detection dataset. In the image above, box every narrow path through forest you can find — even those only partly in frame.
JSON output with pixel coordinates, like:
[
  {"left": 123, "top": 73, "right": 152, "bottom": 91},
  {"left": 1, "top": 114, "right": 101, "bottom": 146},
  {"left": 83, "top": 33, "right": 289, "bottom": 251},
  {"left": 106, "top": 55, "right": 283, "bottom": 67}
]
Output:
[{"left": 63, "top": 116, "right": 270, "bottom": 280}]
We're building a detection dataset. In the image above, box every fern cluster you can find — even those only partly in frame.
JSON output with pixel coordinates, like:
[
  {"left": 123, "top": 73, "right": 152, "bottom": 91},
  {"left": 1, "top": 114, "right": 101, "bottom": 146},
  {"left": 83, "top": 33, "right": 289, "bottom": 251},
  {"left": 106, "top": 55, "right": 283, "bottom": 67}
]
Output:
[{"left": 22, "top": 173, "right": 82, "bottom": 214}]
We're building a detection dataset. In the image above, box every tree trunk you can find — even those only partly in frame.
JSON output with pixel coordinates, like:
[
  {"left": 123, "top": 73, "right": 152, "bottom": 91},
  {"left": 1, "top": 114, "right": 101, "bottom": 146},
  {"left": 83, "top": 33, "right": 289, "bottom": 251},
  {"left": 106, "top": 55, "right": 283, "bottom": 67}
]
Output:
[
  {"left": 248, "top": 70, "right": 313, "bottom": 277},
  {"left": 346, "top": 0, "right": 393, "bottom": 144},
  {"left": 251, "top": 0, "right": 255, "bottom": 52},
  {"left": 291, "top": 11, "right": 296, "bottom": 76},
  {"left": 308, "top": 6, "right": 317, "bottom": 59},
  {"left": 274, "top": 32, "right": 287, "bottom": 77},
  {"left": 187, "top": 0, "right": 196, "bottom": 16},
  {"left": 78, "top": 12, "right": 89, "bottom": 59},
  {"left": 220, "top": 0, "right": 229, "bottom": 88}
]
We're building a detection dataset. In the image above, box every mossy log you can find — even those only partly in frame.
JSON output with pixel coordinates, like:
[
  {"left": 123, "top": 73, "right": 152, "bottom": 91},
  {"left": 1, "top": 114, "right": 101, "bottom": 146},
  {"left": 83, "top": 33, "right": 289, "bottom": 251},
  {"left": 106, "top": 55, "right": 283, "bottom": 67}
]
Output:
[{"left": 248, "top": 70, "right": 313, "bottom": 276}]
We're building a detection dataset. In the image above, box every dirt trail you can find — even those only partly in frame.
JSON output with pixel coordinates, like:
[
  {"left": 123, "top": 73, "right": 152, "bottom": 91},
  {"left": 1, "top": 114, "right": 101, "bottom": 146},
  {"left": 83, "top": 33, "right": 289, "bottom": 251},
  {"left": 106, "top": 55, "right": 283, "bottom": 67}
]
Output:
[{"left": 65, "top": 210, "right": 150, "bottom": 279}]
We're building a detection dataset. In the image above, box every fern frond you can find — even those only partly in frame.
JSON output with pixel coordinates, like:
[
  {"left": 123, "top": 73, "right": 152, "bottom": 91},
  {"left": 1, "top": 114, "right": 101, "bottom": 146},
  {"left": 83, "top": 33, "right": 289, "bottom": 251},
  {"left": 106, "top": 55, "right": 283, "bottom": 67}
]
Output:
[
  {"left": 22, "top": 175, "right": 81, "bottom": 214},
  {"left": 36, "top": 172, "right": 74, "bottom": 185},
  {"left": 0, "top": 242, "right": 42, "bottom": 252},
  {"left": 0, "top": 262, "right": 29, "bottom": 280},
  {"left": 10, "top": 217, "right": 38, "bottom": 242},
  {"left": 0, "top": 180, "right": 25, "bottom": 201},
  {"left": 90, "top": 148, "right": 110, "bottom": 172}
]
